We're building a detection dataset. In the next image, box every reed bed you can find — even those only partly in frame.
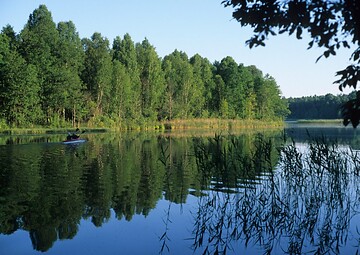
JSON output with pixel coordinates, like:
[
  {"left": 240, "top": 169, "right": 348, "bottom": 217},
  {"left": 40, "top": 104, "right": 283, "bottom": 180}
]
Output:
[{"left": 163, "top": 118, "right": 284, "bottom": 130}]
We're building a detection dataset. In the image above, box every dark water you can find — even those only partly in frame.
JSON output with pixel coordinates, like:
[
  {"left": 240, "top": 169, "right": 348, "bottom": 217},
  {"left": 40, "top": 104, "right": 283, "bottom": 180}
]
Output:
[{"left": 1, "top": 127, "right": 360, "bottom": 255}]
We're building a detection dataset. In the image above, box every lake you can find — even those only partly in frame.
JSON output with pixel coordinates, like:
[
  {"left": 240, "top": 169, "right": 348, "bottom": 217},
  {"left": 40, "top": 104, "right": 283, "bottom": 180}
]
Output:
[{"left": 1, "top": 125, "right": 360, "bottom": 255}]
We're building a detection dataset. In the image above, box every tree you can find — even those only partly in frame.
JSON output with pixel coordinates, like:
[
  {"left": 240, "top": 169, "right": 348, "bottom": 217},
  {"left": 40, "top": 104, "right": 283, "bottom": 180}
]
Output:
[
  {"left": 82, "top": 33, "right": 112, "bottom": 117},
  {"left": 222, "top": 0, "right": 360, "bottom": 126},
  {"left": 55, "top": 21, "right": 84, "bottom": 126},
  {"left": 239, "top": 64, "right": 257, "bottom": 119},
  {"left": 112, "top": 34, "right": 141, "bottom": 119},
  {"left": 215, "top": 56, "right": 245, "bottom": 118},
  {"left": 262, "top": 75, "right": 290, "bottom": 120},
  {"left": 1, "top": 25, "right": 18, "bottom": 50},
  {"left": 136, "top": 38, "right": 165, "bottom": 119},
  {"left": 0, "top": 33, "right": 42, "bottom": 126},
  {"left": 162, "top": 50, "right": 196, "bottom": 119},
  {"left": 212, "top": 74, "right": 226, "bottom": 117},
  {"left": 20, "top": 5, "right": 59, "bottom": 124},
  {"left": 189, "top": 54, "right": 214, "bottom": 117},
  {"left": 109, "top": 60, "right": 132, "bottom": 120}
]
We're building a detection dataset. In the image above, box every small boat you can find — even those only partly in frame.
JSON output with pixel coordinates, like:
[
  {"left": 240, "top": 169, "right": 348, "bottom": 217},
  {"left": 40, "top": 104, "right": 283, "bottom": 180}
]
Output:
[
  {"left": 62, "top": 138, "right": 87, "bottom": 145},
  {"left": 63, "top": 129, "right": 87, "bottom": 144}
]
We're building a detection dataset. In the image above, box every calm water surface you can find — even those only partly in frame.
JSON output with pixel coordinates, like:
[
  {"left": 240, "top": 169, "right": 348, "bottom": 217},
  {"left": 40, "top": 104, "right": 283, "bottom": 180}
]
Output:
[{"left": 1, "top": 126, "right": 360, "bottom": 255}]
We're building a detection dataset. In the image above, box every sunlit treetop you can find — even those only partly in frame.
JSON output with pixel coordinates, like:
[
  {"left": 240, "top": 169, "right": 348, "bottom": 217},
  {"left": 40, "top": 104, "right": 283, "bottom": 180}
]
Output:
[{"left": 222, "top": 0, "right": 360, "bottom": 126}]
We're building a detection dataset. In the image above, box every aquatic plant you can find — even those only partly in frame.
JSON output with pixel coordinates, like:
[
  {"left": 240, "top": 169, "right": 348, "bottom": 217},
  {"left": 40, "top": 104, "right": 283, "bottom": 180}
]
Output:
[{"left": 191, "top": 134, "right": 360, "bottom": 255}]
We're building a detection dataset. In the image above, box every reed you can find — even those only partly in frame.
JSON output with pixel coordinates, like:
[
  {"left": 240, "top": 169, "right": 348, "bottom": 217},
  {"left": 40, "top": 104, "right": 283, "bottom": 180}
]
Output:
[
  {"left": 191, "top": 134, "right": 360, "bottom": 254},
  {"left": 163, "top": 118, "right": 284, "bottom": 130},
  {"left": 0, "top": 118, "right": 284, "bottom": 135}
]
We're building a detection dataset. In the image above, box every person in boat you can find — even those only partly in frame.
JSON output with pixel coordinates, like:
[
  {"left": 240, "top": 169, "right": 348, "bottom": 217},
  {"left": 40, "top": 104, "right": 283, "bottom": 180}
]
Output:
[{"left": 67, "top": 128, "right": 80, "bottom": 141}]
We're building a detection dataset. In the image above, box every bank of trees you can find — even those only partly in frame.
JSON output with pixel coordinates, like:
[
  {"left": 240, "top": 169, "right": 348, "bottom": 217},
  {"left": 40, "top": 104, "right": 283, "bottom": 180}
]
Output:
[
  {"left": 287, "top": 92, "right": 356, "bottom": 120},
  {"left": 0, "top": 5, "right": 289, "bottom": 128}
]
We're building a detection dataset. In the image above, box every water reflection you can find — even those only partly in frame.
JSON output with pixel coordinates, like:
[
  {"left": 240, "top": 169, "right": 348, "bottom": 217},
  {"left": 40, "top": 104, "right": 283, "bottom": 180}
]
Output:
[
  {"left": 191, "top": 134, "right": 360, "bottom": 254},
  {"left": 0, "top": 132, "right": 205, "bottom": 252},
  {"left": 0, "top": 129, "right": 360, "bottom": 254}
]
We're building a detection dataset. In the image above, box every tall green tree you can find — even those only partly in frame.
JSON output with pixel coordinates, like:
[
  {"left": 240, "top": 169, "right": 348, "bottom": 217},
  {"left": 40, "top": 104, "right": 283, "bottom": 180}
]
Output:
[
  {"left": 0, "top": 33, "right": 42, "bottom": 126},
  {"left": 55, "top": 21, "right": 84, "bottom": 126},
  {"left": 189, "top": 54, "right": 214, "bottom": 117},
  {"left": 1, "top": 25, "right": 18, "bottom": 51},
  {"left": 268, "top": 78, "right": 290, "bottom": 119},
  {"left": 255, "top": 75, "right": 289, "bottom": 120},
  {"left": 239, "top": 65, "right": 257, "bottom": 119},
  {"left": 136, "top": 38, "right": 165, "bottom": 119},
  {"left": 215, "top": 56, "right": 245, "bottom": 118},
  {"left": 162, "top": 50, "right": 196, "bottom": 119},
  {"left": 112, "top": 34, "right": 141, "bottom": 119},
  {"left": 19, "top": 5, "right": 59, "bottom": 124},
  {"left": 82, "top": 33, "right": 112, "bottom": 117},
  {"left": 109, "top": 60, "right": 132, "bottom": 120},
  {"left": 212, "top": 74, "right": 226, "bottom": 117}
]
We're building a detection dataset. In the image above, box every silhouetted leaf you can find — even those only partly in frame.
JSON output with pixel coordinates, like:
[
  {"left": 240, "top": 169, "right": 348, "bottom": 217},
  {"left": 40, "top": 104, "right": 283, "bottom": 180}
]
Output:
[{"left": 296, "top": 27, "right": 302, "bottom": 39}]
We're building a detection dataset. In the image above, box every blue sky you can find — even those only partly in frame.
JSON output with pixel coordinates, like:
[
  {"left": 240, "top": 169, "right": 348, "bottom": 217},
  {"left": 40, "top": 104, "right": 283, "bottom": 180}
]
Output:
[{"left": 0, "top": 0, "right": 355, "bottom": 98}]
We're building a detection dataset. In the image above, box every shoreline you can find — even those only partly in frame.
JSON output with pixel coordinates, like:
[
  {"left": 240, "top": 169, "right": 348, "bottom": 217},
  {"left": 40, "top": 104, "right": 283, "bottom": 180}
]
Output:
[{"left": 0, "top": 119, "right": 285, "bottom": 135}]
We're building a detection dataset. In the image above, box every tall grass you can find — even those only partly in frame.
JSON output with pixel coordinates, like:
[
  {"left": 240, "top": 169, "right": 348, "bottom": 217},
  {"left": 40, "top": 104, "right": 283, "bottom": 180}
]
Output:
[
  {"left": 0, "top": 118, "right": 283, "bottom": 135},
  {"left": 163, "top": 118, "right": 284, "bottom": 130}
]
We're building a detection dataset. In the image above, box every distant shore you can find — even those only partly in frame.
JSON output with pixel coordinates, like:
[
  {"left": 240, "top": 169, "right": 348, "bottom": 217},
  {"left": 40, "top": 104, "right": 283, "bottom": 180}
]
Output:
[{"left": 286, "top": 119, "right": 344, "bottom": 125}]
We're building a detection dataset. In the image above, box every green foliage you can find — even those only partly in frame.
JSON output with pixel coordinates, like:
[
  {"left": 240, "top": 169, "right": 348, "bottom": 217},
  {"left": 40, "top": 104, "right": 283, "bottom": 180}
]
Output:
[
  {"left": 0, "top": 4, "right": 290, "bottom": 129},
  {"left": 20, "top": 5, "right": 59, "bottom": 123},
  {"left": 0, "top": 34, "right": 42, "bottom": 127},
  {"left": 162, "top": 50, "right": 197, "bottom": 119},
  {"left": 136, "top": 38, "right": 165, "bottom": 119},
  {"left": 109, "top": 60, "right": 131, "bottom": 119},
  {"left": 55, "top": 21, "right": 84, "bottom": 126},
  {"left": 113, "top": 34, "right": 141, "bottom": 119},
  {"left": 82, "top": 32, "right": 112, "bottom": 116}
]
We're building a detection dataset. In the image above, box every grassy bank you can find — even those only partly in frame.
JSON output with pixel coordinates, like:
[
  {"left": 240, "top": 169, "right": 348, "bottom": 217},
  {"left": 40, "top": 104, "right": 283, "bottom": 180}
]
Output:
[
  {"left": 162, "top": 118, "right": 284, "bottom": 130},
  {"left": 0, "top": 119, "right": 285, "bottom": 135},
  {"left": 0, "top": 127, "right": 110, "bottom": 135}
]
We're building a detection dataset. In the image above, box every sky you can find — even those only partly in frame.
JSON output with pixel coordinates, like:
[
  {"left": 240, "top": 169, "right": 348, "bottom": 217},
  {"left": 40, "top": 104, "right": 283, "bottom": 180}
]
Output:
[{"left": 0, "top": 0, "right": 356, "bottom": 98}]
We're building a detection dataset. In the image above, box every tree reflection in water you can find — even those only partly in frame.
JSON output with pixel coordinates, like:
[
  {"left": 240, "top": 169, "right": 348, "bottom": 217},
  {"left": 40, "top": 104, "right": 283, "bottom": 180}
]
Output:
[
  {"left": 191, "top": 135, "right": 360, "bottom": 255},
  {"left": 2, "top": 132, "right": 360, "bottom": 254}
]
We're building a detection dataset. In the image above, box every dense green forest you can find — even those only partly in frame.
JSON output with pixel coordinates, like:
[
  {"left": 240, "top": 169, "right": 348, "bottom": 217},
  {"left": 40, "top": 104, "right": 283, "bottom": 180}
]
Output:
[
  {"left": 287, "top": 92, "right": 356, "bottom": 120},
  {"left": 0, "top": 5, "right": 289, "bottom": 129}
]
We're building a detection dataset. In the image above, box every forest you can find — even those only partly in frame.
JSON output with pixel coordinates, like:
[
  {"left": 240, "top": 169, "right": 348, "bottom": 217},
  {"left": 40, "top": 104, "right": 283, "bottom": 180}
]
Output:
[
  {"left": 287, "top": 92, "right": 356, "bottom": 120},
  {"left": 0, "top": 5, "right": 289, "bottom": 129}
]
